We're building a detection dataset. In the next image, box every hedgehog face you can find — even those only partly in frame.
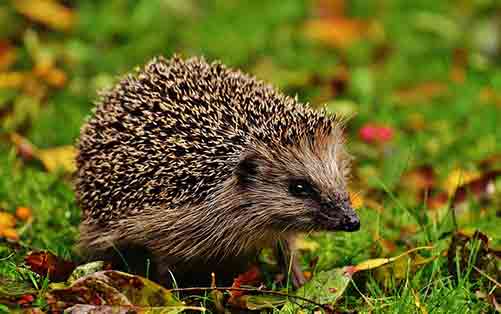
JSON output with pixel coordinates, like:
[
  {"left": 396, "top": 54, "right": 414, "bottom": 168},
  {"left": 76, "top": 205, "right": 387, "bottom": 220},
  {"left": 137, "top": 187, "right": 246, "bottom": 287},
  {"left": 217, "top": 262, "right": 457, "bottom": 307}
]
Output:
[{"left": 235, "top": 131, "right": 360, "bottom": 234}]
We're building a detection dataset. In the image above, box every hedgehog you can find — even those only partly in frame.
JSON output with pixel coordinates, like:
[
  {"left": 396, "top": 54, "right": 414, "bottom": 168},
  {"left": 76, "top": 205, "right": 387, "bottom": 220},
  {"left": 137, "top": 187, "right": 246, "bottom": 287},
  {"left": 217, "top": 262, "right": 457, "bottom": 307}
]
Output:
[{"left": 76, "top": 56, "right": 360, "bottom": 287}]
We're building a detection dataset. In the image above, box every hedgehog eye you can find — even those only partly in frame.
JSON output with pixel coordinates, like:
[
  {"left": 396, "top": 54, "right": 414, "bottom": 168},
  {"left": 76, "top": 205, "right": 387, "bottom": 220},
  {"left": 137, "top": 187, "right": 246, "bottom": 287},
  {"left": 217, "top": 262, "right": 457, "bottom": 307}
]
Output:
[{"left": 288, "top": 178, "right": 315, "bottom": 198}]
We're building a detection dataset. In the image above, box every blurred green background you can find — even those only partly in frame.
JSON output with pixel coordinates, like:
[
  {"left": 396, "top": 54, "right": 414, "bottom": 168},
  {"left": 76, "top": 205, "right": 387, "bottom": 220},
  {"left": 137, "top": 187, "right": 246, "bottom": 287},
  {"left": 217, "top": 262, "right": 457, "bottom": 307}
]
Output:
[{"left": 0, "top": 0, "right": 500, "bottom": 312}]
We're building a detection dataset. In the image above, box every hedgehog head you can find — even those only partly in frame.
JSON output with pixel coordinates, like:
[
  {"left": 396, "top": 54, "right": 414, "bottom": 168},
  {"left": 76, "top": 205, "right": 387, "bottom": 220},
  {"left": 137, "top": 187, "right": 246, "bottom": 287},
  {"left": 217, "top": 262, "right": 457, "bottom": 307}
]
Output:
[{"left": 234, "top": 123, "right": 359, "bottom": 234}]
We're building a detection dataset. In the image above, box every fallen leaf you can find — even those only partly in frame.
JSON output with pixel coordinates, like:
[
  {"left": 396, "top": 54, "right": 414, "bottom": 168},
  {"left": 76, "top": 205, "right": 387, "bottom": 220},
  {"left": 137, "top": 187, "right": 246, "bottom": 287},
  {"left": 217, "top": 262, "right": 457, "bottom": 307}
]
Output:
[
  {"left": 46, "top": 270, "right": 184, "bottom": 312},
  {"left": 25, "top": 251, "right": 76, "bottom": 282},
  {"left": 0, "top": 277, "right": 37, "bottom": 307},
  {"left": 229, "top": 266, "right": 261, "bottom": 299},
  {"left": 230, "top": 294, "right": 286, "bottom": 311},
  {"left": 0, "top": 41, "right": 17, "bottom": 71},
  {"left": 14, "top": 0, "right": 75, "bottom": 32},
  {"left": 392, "top": 82, "right": 449, "bottom": 104},
  {"left": 293, "top": 236, "right": 320, "bottom": 252},
  {"left": 447, "top": 230, "right": 500, "bottom": 297},
  {"left": 63, "top": 304, "right": 205, "bottom": 313},
  {"left": 443, "top": 169, "right": 480, "bottom": 196},
  {"left": 401, "top": 165, "right": 436, "bottom": 192},
  {"left": 479, "top": 87, "right": 501, "bottom": 107},
  {"left": 412, "top": 289, "right": 429, "bottom": 314},
  {"left": 68, "top": 261, "right": 109, "bottom": 284},
  {"left": 10, "top": 133, "right": 77, "bottom": 173},
  {"left": 281, "top": 267, "right": 350, "bottom": 312},
  {"left": 0, "top": 211, "right": 16, "bottom": 228},
  {"left": 0, "top": 72, "right": 27, "bottom": 89},
  {"left": 349, "top": 191, "right": 364, "bottom": 209},
  {"left": 37, "top": 145, "right": 77, "bottom": 173},
  {"left": 312, "top": 0, "right": 346, "bottom": 19},
  {"left": 16, "top": 207, "right": 32, "bottom": 221},
  {"left": 450, "top": 170, "right": 500, "bottom": 206},
  {"left": 1, "top": 228, "right": 19, "bottom": 241},
  {"left": 352, "top": 246, "right": 434, "bottom": 272},
  {"left": 304, "top": 18, "right": 369, "bottom": 48}
]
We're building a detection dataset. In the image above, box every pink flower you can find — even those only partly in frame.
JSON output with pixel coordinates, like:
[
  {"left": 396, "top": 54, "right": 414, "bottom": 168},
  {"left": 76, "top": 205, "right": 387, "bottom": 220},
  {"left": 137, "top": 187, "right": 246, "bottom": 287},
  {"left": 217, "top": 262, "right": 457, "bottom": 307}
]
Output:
[{"left": 359, "top": 123, "right": 394, "bottom": 143}]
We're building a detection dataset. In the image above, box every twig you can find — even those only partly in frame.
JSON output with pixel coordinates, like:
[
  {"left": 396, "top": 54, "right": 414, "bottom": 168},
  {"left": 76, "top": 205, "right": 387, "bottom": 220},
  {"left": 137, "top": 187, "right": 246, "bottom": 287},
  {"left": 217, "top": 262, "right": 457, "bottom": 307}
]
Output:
[
  {"left": 473, "top": 265, "right": 501, "bottom": 289},
  {"left": 170, "top": 286, "right": 325, "bottom": 308}
]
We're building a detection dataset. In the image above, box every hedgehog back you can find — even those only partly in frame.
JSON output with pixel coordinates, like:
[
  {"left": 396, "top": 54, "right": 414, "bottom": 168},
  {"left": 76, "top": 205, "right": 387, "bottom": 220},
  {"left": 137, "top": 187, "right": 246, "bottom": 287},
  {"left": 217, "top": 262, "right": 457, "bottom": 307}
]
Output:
[{"left": 76, "top": 57, "right": 333, "bottom": 223}]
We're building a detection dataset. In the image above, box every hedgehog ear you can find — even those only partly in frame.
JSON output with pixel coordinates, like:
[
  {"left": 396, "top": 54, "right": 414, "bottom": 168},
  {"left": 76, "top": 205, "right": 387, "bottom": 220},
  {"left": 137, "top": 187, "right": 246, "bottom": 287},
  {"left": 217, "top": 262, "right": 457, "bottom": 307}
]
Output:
[{"left": 235, "top": 153, "right": 261, "bottom": 187}]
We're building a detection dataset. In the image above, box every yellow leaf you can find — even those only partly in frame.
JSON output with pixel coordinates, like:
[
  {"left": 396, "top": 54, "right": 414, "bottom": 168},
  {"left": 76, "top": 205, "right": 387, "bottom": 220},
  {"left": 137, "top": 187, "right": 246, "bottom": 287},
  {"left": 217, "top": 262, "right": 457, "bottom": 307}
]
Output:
[
  {"left": 412, "top": 289, "right": 429, "bottom": 314},
  {"left": 0, "top": 72, "right": 27, "bottom": 88},
  {"left": 349, "top": 191, "right": 364, "bottom": 209},
  {"left": 443, "top": 169, "right": 480, "bottom": 195},
  {"left": 14, "top": 0, "right": 75, "bottom": 32},
  {"left": 354, "top": 257, "right": 392, "bottom": 271},
  {"left": 292, "top": 236, "right": 320, "bottom": 252},
  {"left": 9, "top": 133, "right": 77, "bottom": 173},
  {"left": 37, "top": 146, "right": 77, "bottom": 173},
  {"left": 0, "top": 212, "right": 16, "bottom": 228},
  {"left": 353, "top": 246, "right": 434, "bottom": 272}
]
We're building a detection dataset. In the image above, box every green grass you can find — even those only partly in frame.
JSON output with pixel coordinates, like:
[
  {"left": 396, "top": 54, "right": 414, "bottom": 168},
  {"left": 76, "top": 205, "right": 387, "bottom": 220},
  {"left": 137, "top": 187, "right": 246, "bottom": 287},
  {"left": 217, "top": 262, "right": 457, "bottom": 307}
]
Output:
[{"left": 1, "top": 0, "right": 500, "bottom": 312}]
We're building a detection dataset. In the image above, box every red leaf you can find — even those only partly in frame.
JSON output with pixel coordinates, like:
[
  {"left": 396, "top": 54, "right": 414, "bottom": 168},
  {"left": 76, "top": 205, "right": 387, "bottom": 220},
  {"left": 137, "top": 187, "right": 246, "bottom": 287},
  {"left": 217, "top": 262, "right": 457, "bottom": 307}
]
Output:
[
  {"left": 230, "top": 266, "right": 261, "bottom": 299},
  {"left": 25, "top": 251, "right": 76, "bottom": 282}
]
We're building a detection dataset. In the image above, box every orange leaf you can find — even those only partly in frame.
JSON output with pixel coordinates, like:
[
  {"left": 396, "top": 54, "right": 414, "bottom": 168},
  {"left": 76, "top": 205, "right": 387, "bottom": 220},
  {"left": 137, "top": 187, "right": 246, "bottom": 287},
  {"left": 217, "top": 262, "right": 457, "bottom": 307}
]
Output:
[
  {"left": 1, "top": 228, "right": 19, "bottom": 241},
  {"left": 16, "top": 207, "right": 33, "bottom": 221},
  {"left": 14, "top": 0, "right": 75, "bottom": 32},
  {"left": 304, "top": 18, "right": 369, "bottom": 48}
]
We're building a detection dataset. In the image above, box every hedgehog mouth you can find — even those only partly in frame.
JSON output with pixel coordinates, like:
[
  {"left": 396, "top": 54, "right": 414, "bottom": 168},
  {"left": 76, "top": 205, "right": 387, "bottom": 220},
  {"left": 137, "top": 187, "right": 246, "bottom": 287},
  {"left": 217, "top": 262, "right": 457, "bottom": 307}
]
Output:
[{"left": 314, "top": 204, "right": 360, "bottom": 232}]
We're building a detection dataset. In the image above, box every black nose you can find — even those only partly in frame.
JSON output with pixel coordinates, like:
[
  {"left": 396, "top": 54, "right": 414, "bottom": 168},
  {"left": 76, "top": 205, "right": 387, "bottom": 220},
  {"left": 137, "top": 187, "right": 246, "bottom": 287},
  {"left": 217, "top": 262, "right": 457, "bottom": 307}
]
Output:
[{"left": 342, "top": 214, "right": 360, "bottom": 232}]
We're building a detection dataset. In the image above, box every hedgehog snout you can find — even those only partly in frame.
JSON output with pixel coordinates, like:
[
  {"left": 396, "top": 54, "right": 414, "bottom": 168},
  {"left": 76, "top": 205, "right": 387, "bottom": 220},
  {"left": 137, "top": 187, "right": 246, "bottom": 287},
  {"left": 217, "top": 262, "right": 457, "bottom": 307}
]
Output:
[{"left": 315, "top": 196, "right": 360, "bottom": 232}]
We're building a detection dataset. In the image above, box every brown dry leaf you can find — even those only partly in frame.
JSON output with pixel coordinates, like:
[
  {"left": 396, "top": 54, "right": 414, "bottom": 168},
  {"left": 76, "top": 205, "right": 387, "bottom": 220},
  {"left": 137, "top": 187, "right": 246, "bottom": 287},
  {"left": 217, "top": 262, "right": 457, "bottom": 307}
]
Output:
[
  {"left": 401, "top": 165, "right": 436, "bottom": 193},
  {"left": 450, "top": 170, "right": 501, "bottom": 206},
  {"left": 46, "top": 270, "right": 186, "bottom": 312},
  {"left": 304, "top": 18, "right": 369, "bottom": 48},
  {"left": 0, "top": 41, "right": 17, "bottom": 71},
  {"left": 313, "top": 0, "right": 346, "bottom": 18},
  {"left": 25, "top": 251, "right": 76, "bottom": 282},
  {"left": 479, "top": 154, "right": 501, "bottom": 171},
  {"left": 392, "top": 81, "right": 449, "bottom": 104},
  {"left": 14, "top": 0, "right": 75, "bottom": 32},
  {"left": 447, "top": 230, "right": 500, "bottom": 308}
]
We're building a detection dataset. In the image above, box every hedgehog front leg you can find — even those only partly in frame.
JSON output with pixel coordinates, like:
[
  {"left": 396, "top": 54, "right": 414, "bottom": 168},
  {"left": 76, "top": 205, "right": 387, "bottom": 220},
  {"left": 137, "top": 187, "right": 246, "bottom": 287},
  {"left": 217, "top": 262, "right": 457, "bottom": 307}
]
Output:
[{"left": 275, "top": 238, "right": 306, "bottom": 289}]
